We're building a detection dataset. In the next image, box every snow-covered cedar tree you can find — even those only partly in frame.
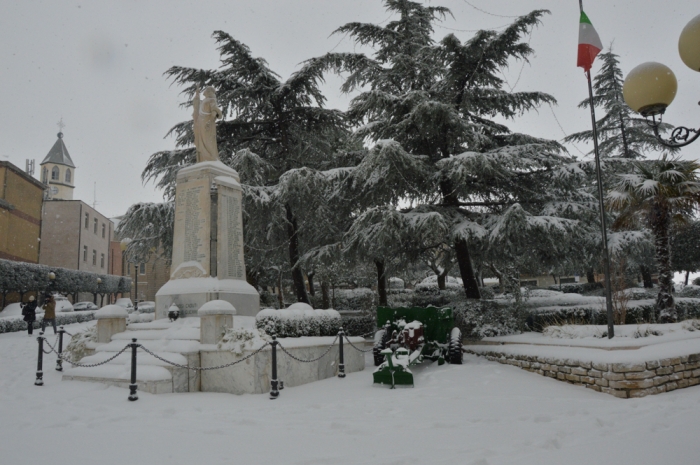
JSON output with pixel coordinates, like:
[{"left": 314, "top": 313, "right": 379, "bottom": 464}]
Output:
[
  {"left": 311, "top": 1, "right": 583, "bottom": 300},
  {"left": 136, "top": 31, "right": 361, "bottom": 304},
  {"left": 565, "top": 48, "right": 676, "bottom": 160},
  {"left": 116, "top": 202, "right": 174, "bottom": 266},
  {"left": 609, "top": 155, "right": 700, "bottom": 322}
]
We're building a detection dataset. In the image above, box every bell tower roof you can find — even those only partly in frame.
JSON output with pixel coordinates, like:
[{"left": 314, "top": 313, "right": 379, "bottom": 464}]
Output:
[{"left": 41, "top": 131, "right": 76, "bottom": 168}]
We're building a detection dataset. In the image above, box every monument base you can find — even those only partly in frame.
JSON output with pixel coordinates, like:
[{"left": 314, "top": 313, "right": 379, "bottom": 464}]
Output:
[{"left": 155, "top": 277, "right": 259, "bottom": 319}]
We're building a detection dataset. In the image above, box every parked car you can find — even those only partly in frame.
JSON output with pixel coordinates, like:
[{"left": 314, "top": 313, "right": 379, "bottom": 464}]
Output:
[
  {"left": 137, "top": 301, "right": 155, "bottom": 313},
  {"left": 73, "top": 301, "right": 99, "bottom": 311},
  {"left": 114, "top": 298, "right": 134, "bottom": 313},
  {"left": 53, "top": 295, "right": 74, "bottom": 313}
]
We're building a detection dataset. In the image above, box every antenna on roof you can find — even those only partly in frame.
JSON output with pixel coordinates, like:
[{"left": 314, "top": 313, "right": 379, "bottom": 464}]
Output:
[{"left": 93, "top": 182, "right": 99, "bottom": 209}]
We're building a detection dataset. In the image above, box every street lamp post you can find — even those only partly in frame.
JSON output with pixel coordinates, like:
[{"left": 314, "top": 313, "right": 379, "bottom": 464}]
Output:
[
  {"left": 95, "top": 277, "right": 102, "bottom": 306},
  {"left": 623, "top": 13, "right": 700, "bottom": 147}
]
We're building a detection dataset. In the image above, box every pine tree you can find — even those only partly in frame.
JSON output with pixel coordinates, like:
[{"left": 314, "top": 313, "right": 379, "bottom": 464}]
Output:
[
  {"left": 131, "top": 32, "right": 357, "bottom": 304},
  {"left": 314, "top": 1, "right": 580, "bottom": 300},
  {"left": 565, "top": 48, "right": 674, "bottom": 159}
]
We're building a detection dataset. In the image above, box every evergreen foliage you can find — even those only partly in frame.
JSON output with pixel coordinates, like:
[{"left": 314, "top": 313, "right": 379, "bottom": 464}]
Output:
[
  {"left": 312, "top": 1, "right": 580, "bottom": 300},
  {"left": 565, "top": 48, "right": 675, "bottom": 159}
]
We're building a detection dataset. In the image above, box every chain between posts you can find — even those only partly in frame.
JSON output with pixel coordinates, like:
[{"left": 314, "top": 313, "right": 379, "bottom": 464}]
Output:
[
  {"left": 138, "top": 343, "right": 270, "bottom": 371},
  {"left": 344, "top": 337, "right": 374, "bottom": 353},
  {"left": 276, "top": 335, "right": 339, "bottom": 363}
]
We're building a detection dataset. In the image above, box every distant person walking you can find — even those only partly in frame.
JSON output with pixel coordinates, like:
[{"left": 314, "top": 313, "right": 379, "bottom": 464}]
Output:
[
  {"left": 41, "top": 295, "right": 57, "bottom": 334},
  {"left": 21, "top": 296, "right": 38, "bottom": 336}
]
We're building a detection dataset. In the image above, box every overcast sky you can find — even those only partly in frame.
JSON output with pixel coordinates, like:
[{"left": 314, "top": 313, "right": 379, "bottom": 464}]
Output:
[{"left": 1, "top": 0, "right": 698, "bottom": 218}]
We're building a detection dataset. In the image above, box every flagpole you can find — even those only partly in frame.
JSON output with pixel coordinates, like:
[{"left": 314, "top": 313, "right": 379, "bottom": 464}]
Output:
[{"left": 581, "top": 4, "right": 615, "bottom": 338}]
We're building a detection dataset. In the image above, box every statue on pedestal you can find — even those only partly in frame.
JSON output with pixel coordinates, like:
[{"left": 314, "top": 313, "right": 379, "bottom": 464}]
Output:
[{"left": 193, "top": 86, "right": 223, "bottom": 163}]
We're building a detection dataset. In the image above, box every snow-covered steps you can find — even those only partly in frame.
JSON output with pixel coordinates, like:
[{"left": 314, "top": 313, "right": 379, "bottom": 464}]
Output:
[{"left": 63, "top": 318, "right": 202, "bottom": 393}]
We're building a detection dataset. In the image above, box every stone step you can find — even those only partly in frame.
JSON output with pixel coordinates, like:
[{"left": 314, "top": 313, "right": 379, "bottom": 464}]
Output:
[{"left": 63, "top": 348, "right": 197, "bottom": 393}]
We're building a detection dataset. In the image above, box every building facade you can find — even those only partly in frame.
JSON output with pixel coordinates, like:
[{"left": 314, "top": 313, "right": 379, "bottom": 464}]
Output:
[
  {"left": 40, "top": 200, "right": 114, "bottom": 274},
  {"left": 0, "top": 161, "right": 45, "bottom": 263}
]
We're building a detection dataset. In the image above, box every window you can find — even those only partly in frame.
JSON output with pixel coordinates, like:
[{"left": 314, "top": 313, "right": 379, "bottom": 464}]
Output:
[
  {"left": 101, "top": 223, "right": 106, "bottom": 238},
  {"left": 65, "top": 168, "right": 71, "bottom": 183},
  {"left": 93, "top": 218, "right": 98, "bottom": 234},
  {"left": 84, "top": 213, "right": 89, "bottom": 229},
  {"left": 83, "top": 245, "right": 87, "bottom": 262},
  {"left": 42, "top": 168, "right": 48, "bottom": 183},
  {"left": 100, "top": 253, "right": 105, "bottom": 268},
  {"left": 51, "top": 166, "right": 59, "bottom": 180},
  {"left": 140, "top": 263, "right": 145, "bottom": 275},
  {"left": 92, "top": 249, "right": 96, "bottom": 266}
]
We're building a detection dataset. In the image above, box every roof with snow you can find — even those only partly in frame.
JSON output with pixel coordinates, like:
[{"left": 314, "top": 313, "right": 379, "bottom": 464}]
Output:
[{"left": 40, "top": 132, "right": 75, "bottom": 168}]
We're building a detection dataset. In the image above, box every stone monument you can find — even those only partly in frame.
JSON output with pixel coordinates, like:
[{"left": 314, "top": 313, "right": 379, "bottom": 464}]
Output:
[{"left": 155, "top": 87, "right": 259, "bottom": 319}]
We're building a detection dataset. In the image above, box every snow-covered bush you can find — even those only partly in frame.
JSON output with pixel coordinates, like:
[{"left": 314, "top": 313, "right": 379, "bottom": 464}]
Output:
[
  {"left": 0, "top": 258, "right": 131, "bottom": 296},
  {"left": 547, "top": 282, "right": 603, "bottom": 294},
  {"left": 680, "top": 285, "right": 700, "bottom": 298},
  {"left": 218, "top": 327, "right": 266, "bottom": 355},
  {"left": 415, "top": 275, "right": 463, "bottom": 293},
  {"left": 64, "top": 326, "right": 96, "bottom": 362},
  {"left": 339, "top": 311, "right": 376, "bottom": 337},
  {"left": 388, "top": 277, "right": 405, "bottom": 289},
  {"left": 452, "top": 300, "right": 521, "bottom": 339},
  {"left": 0, "top": 311, "right": 97, "bottom": 334},
  {"left": 255, "top": 308, "right": 342, "bottom": 337}
]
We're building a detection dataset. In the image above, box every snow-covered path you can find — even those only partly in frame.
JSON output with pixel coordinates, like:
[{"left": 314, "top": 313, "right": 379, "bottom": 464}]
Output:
[{"left": 2, "top": 322, "right": 699, "bottom": 465}]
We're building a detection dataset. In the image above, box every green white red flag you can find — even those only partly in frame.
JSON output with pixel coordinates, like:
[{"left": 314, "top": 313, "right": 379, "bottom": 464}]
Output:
[{"left": 577, "top": 10, "right": 603, "bottom": 72}]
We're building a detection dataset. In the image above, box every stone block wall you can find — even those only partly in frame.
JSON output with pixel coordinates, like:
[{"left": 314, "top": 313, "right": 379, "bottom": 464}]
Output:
[{"left": 466, "top": 348, "right": 700, "bottom": 399}]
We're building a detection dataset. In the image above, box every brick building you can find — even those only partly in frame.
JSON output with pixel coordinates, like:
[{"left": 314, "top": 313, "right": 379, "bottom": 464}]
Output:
[{"left": 0, "top": 161, "right": 45, "bottom": 263}]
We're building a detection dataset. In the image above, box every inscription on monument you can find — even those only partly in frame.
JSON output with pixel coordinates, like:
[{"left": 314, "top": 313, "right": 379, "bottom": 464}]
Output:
[
  {"left": 218, "top": 192, "right": 245, "bottom": 279},
  {"left": 183, "top": 185, "right": 205, "bottom": 262}
]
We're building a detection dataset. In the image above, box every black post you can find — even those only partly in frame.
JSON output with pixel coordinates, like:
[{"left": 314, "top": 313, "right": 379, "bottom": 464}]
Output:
[
  {"left": 55, "top": 326, "right": 64, "bottom": 371},
  {"left": 338, "top": 327, "right": 346, "bottom": 378},
  {"left": 586, "top": 69, "right": 615, "bottom": 339},
  {"left": 128, "top": 338, "right": 138, "bottom": 401},
  {"left": 35, "top": 331, "right": 44, "bottom": 386},
  {"left": 270, "top": 335, "right": 279, "bottom": 399}
]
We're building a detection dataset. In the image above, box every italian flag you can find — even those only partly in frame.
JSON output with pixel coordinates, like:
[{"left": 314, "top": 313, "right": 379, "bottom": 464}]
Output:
[{"left": 577, "top": 10, "right": 602, "bottom": 72}]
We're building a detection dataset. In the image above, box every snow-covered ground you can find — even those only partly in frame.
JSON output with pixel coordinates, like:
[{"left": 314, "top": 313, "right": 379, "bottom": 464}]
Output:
[{"left": 2, "top": 321, "right": 700, "bottom": 464}]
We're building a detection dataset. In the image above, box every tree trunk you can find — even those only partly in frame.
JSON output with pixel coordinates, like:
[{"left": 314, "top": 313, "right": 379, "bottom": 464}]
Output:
[
  {"left": 454, "top": 238, "right": 481, "bottom": 299},
  {"left": 285, "top": 204, "right": 309, "bottom": 304},
  {"left": 307, "top": 272, "right": 315, "bottom": 297},
  {"left": 437, "top": 270, "right": 447, "bottom": 290},
  {"left": 652, "top": 201, "right": 676, "bottom": 322},
  {"left": 321, "top": 281, "right": 330, "bottom": 309},
  {"left": 640, "top": 265, "right": 653, "bottom": 288},
  {"left": 375, "top": 259, "right": 388, "bottom": 306},
  {"left": 277, "top": 270, "right": 284, "bottom": 309},
  {"left": 586, "top": 268, "right": 596, "bottom": 283},
  {"left": 685, "top": 270, "right": 690, "bottom": 286}
]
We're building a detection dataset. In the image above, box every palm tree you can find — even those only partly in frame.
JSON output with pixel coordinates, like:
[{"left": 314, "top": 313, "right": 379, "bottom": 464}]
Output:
[{"left": 609, "top": 155, "right": 700, "bottom": 322}]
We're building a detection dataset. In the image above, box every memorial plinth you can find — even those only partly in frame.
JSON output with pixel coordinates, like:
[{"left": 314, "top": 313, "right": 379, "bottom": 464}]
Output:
[{"left": 155, "top": 161, "right": 259, "bottom": 319}]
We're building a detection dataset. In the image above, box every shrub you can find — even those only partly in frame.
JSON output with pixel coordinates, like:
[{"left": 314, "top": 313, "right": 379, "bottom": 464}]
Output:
[
  {"left": 340, "top": 311, "right": 376, "bottom": 337},
  {"left": 547, "top": 282, "right": 603, "bottom": 294},
  {"left": 452, "top": 300, "right": 521, "bottom": 339},
  {"left": 255, "top": 308, "right": 342, "bottom": 337},
  {"left": 0, "top": 310, "right": 97, "bottom": 334}
]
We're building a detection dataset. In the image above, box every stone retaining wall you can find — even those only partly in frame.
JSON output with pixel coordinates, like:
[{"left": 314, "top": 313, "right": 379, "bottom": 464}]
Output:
[{"left": 466, "top": 348, "right": 700, "bottom": 399}]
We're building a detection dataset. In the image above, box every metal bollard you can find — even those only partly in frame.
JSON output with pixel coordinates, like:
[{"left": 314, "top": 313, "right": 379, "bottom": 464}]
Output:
[
  {"left": 128, "top": 338, "right": 139, "bottom": 401},
  {"left": 35, "top": 331, "right": 45, "bottom": 386},
  {"left": 338, "top": 327, "right": 346, "bottom": 378},
  {"left": 55, "top": 326, "right": 64, "bottom": 372},
  {"left": 270, "top": 335, "right": 279, "bottom": 399}
]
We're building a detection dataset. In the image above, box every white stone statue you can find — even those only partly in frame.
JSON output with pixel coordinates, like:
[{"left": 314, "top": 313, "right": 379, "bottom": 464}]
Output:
[{"left": 193, "top": 85, "right": 223, "bottom": 163}]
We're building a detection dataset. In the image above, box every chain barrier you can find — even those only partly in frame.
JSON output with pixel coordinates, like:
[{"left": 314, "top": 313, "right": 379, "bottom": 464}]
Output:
[
  {"left": 43, "top": 335, "right": 59, "bottom": 353},
  {"left": 48, "top": 344, "right": 132, "bottom": 368},
  {"left": 138, "top": 343, "right": 270, "bottom": 371},
  {"left": 277, "top": 335, "right": 339, "bottom": 363},
  {"left": 345, "top": 336, "right": 374, "bottom": 353}
]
